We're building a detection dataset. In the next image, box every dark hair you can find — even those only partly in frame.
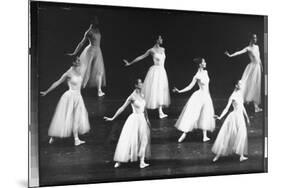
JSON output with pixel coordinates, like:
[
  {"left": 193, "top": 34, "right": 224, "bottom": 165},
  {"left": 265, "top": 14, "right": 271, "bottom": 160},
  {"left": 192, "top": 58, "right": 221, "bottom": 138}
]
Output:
[
  {"left": 193, "top": 57, "right": 203, "bottom": 66},
  {"left": 134, "top": 78, "right": 142, "bottom": 86},
  {"left": 248, "top": 33, "right": 257, "bottom": 40},
  {"left": 90, "top": 16, "right": 99, "bottom": 27}
]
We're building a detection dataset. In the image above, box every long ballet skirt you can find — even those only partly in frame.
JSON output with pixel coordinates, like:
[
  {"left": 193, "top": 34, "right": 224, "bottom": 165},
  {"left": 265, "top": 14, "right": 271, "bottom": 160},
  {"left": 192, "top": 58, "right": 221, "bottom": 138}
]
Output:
[
  {"left": 212, "top": 92, "right": 248, "bottom": 156},
  {"left": 175, "top": 71, "right": 215, "bottom": 132},
  {"left": 114, "top": 94, "right": 151, "bottom": 162},
  {"left": 142, "top": 52, "right": 170, "bottom": 109},
  {"left": 48, "top": 73, "right": 90, "bottom": 137},
  {"left": 241, "top": 46, "right": 262, "bottom": 105},
  {"left": 79, "top": 31, "right": 106, "bottom": 88}
]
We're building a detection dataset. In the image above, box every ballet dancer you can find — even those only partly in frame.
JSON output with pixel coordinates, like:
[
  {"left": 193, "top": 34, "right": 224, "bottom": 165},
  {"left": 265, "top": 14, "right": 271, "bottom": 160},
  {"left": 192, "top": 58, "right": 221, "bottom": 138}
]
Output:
[
  {"left": 104, "top": 79, "right": 151, "bottom": 168},
  {"left": 225, "top": 33, "right": 263, "bottom": 112},
  {"left": 173, "top": 57, "right": 215, "bottom": 142},
  {"left": 40, "top": 57, "right": 90, "bottom": 146},
  {"left": 212, "top": 80, "right": 249, "bottom": 162},
  {"left": 67, "top": 16, "right": 106, "bottom": 97},
  {"left": 123, "top": 35, "right": 171, "bottom": 119}
]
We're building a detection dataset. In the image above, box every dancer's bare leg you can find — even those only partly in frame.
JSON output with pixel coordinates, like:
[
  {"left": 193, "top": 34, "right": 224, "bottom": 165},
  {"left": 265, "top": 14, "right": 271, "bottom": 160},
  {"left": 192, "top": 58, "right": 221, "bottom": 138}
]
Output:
[
  {"left": 213, "top": 155, "right": 220, "bottom": 162},
  {"left": 158, "top": 106, "right": 167, "bottom": 119},
  {"left": 140, "top": 156, "right": 149, "bottom": 168},
  {"left": 97, "top": 75, "right": 105, "bottom": 97},
  {"left": 203, "top": 130, "right": 210, "bottom": 142},
  {"left": 178, "top": 132, "right": 187, "bottom": 143},
  {"left": 73, "top": 130, "right": 85, "bottom": 146},
  {"left": 254, "top": 102, "right": 262, "bottom": 113}
]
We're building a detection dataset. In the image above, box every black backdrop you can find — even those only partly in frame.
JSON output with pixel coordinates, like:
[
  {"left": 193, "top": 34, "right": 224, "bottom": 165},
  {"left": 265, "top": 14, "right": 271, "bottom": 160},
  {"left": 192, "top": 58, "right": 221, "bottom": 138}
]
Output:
[{"left": 36, "top": 2, "right": 265, "bottom": 99}]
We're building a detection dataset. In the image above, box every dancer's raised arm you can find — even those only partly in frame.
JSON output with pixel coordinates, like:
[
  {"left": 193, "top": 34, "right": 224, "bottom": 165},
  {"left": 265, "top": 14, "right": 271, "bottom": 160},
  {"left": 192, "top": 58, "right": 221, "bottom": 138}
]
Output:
[
  {"left": 67, "top": 25, "right": 91, "bottom": 56},
  {"left": 40, "top": 70, "right": 70, "bottom": 96},
  {"left": 123, "top": 49, "right": 152, "bottom": 66},
  {"left": 173, "top": 76, "right": 197, "bottom": 94},
  {"left": 104, "top": 95, "right": 133, "bottom": 121},
  {"left": 225, "top": 47, "right": 248, "bottom": 58}
]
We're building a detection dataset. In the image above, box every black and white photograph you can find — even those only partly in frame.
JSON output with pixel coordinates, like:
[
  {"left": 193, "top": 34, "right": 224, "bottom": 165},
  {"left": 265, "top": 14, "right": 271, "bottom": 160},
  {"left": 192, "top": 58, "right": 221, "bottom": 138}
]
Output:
[{"left": 28, "top": 0, "right": 268, "bottom": 187}]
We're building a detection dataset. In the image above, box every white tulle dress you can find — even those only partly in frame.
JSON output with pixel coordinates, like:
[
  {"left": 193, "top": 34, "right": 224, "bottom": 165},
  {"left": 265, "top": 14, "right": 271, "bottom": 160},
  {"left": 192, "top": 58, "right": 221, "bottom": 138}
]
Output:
[
  {"left": 241, "top": 45, "right": 262, "bottom": 105},
  {"left": 175, "top": 70, "right": 215, "bottom": 132},
  {"left": 79, "top": 29, "right": 106, "bottom": 88},
  {"left": 142, "top": 50, "right": 170, "bottom": 109},
  {"left": 212, "top": 90, "right": 248, "bottom": 156},
  {"left": 114, "top": 92, "right": 151, "bottom": 163},
  {"left": 48, "top": 72, "right": 90, "bottom": 138}
]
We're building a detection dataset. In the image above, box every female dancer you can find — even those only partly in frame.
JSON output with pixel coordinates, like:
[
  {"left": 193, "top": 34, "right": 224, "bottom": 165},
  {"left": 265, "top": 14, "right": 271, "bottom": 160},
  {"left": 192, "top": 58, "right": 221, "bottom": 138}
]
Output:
[
  {"left": 40, "top": 57, "right": 90, "bottom": 146},
  {"left": 67, "top": 16, "right": 106, "bottom": 97},
  {"left": 212, "top": 80, "right": 249, "bottom": 162},
  {"left": 173, "top": 58, "right": 215, "bottom": 142},
  {"left": 225, "top": 34, "right": 262, "bottom": 112},
  {"left": 123, "top": 35, "right": 171, "bottom": 119},
  {"left": 104, "top": 79, "right": 151, "bottom": 168}
]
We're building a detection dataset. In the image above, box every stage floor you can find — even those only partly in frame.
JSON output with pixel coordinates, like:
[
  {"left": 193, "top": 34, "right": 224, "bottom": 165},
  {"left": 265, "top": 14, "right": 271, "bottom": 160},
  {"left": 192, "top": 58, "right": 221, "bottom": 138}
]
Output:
[{"left": 38, "top": 96, "right": 266, "bottom": 186}]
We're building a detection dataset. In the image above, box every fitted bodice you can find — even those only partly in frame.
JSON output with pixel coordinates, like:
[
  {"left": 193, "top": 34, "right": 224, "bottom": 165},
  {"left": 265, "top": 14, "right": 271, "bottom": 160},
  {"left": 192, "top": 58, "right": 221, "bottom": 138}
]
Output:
[
  {"left": 196, "top": 70, "right": 210, "bottom": 91},
  {"left": 87, "top": 29, "right": 101, "bottom": 47},
  {"left": 67, "top": 72, "right": 83, "bottom": 91},
  {"left": 152, "top": 51, "right": 166, "bottom": 66},
  {"left": 248, "top": 45, "right": 261, "bottom": 63},
  {"left": 231, "top": 91, "right": 244, "bottom": 112},
  {"left": 131, "top": 93, "right": 146, "bottom": 114}
]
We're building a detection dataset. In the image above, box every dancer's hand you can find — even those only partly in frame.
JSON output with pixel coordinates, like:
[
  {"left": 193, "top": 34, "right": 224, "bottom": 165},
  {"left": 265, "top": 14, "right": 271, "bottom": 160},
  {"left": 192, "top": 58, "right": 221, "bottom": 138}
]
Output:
[
  {"left": 66, "top": 52, "right": 75, "bottom": 56},
  {"left": 40, "top": 91, "right": 47, "bottom": 96},
  {"left": 214, "top": 115, "right": 220, "bottom": 120},
  {"left": 224, "top": 51, "right": 230, "bottom": 57},
  {"left": 123, "top": 59, "right": 130, "bottom": 67},
  {"left": 104, "top": 116, "right": 114, "bottom": 121},
  {"left": 172, "top": 87, "right": 179, "bottom": 93}
]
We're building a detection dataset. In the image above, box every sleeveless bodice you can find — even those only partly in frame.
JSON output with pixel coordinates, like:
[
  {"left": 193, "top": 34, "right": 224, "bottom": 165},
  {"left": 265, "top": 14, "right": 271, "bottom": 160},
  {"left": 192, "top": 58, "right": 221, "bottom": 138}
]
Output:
[
  {"left": 196, "top": 71, "right": 210, "bottom": 91},
  {"left": 87, "top": 30, "right": 101, "bottom": 47},
  {"left": 131, "top": 94, "right": 146, "bottom": 114},
  {"left": 152, "top": 51, "right": 165, "bottom": 66},
  {"left": 248, "top": 45, "right": 261, "bottom": 63},
  {"left": 231, "top": 91, "right": 244, "bottom": 112},
  {"left": 67, "top": 73, "right": 83, "bottom": 91}
]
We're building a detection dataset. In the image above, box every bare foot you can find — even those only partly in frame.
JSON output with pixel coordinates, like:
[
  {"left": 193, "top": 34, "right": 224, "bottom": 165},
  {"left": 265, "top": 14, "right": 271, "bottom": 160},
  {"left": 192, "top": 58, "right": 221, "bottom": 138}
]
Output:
[
  {"left": 74, "top": 139, "right": 85, "bottom": 146},
  {"left": 240, "top": 156, "right": 248, "bottom": 162},
  {"left": 140, "top": 162, "right": 150, "bottom": 168},
  {"left": 213, "top": 156, "right": 219, "bottom": 162},
  {"left": 98, "top": 91, "right": 105, "bottom": 97},
  {"left": 114, "top": 162, "right": 121, "bottom": 168},
  {"left": 203, "top": 137, "right": 210, "bottom": 142},
  {"left": 159, "top": 113, "right": 168, "bottom": 119},
  {"left": 49, "top": 137, "right": 54, "bottom": 144}
]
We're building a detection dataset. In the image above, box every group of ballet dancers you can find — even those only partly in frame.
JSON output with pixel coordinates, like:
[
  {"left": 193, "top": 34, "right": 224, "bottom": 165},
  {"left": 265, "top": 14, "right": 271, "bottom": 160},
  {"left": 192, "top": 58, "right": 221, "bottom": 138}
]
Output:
[{"left": 40, "top": 18, "right": 263, "bottom": 168}]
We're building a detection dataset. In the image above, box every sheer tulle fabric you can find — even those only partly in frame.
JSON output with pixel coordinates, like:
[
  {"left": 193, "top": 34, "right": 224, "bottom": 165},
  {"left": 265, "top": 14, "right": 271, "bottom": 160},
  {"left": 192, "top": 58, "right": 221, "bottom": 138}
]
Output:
[
  {"left": 79, "top": 44, "right": 106, "bottom": 88},
  {"left": 175, "top": 90, "right": 215, "bottom": 132},
  {"left": 241, "top": 62, "right": 261, "bottom": 105},
  {"left": 142, "top": 65, "right": 170, "bottom": 109},
  {"left": 48, "top": 90, "right": 90, "bottom": 137}
]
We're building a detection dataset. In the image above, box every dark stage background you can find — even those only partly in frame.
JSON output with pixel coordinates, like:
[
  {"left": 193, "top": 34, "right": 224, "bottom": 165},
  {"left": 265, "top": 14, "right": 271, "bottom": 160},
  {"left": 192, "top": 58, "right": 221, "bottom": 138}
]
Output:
[{"left": 36, "top": 2, "right": 265, "bottom": 99}]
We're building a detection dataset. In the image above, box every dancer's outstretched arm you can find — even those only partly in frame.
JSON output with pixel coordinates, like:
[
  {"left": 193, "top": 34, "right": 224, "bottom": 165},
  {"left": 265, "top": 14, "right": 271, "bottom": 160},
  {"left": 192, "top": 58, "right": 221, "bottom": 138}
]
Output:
[
  {"left": 225, "top": 47, "right": 248, "bottom": 58},
  {"left": 123, "top": 49, "right": 152, "bottom": 66},
  {"left": 216, "top": 98, "right": 233, "bottom": 120},
  {"left": 173, "top": 76, "right": 197, "bottom": 94},
  {"left": 104, "top": 95, "right": 133, "bottom": 121},
  {"left": 67, "top": 26, "right": 91, "bottom": 56},
  {"left": 40, "top": 70, "right": 70, "bottom": 96}
]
